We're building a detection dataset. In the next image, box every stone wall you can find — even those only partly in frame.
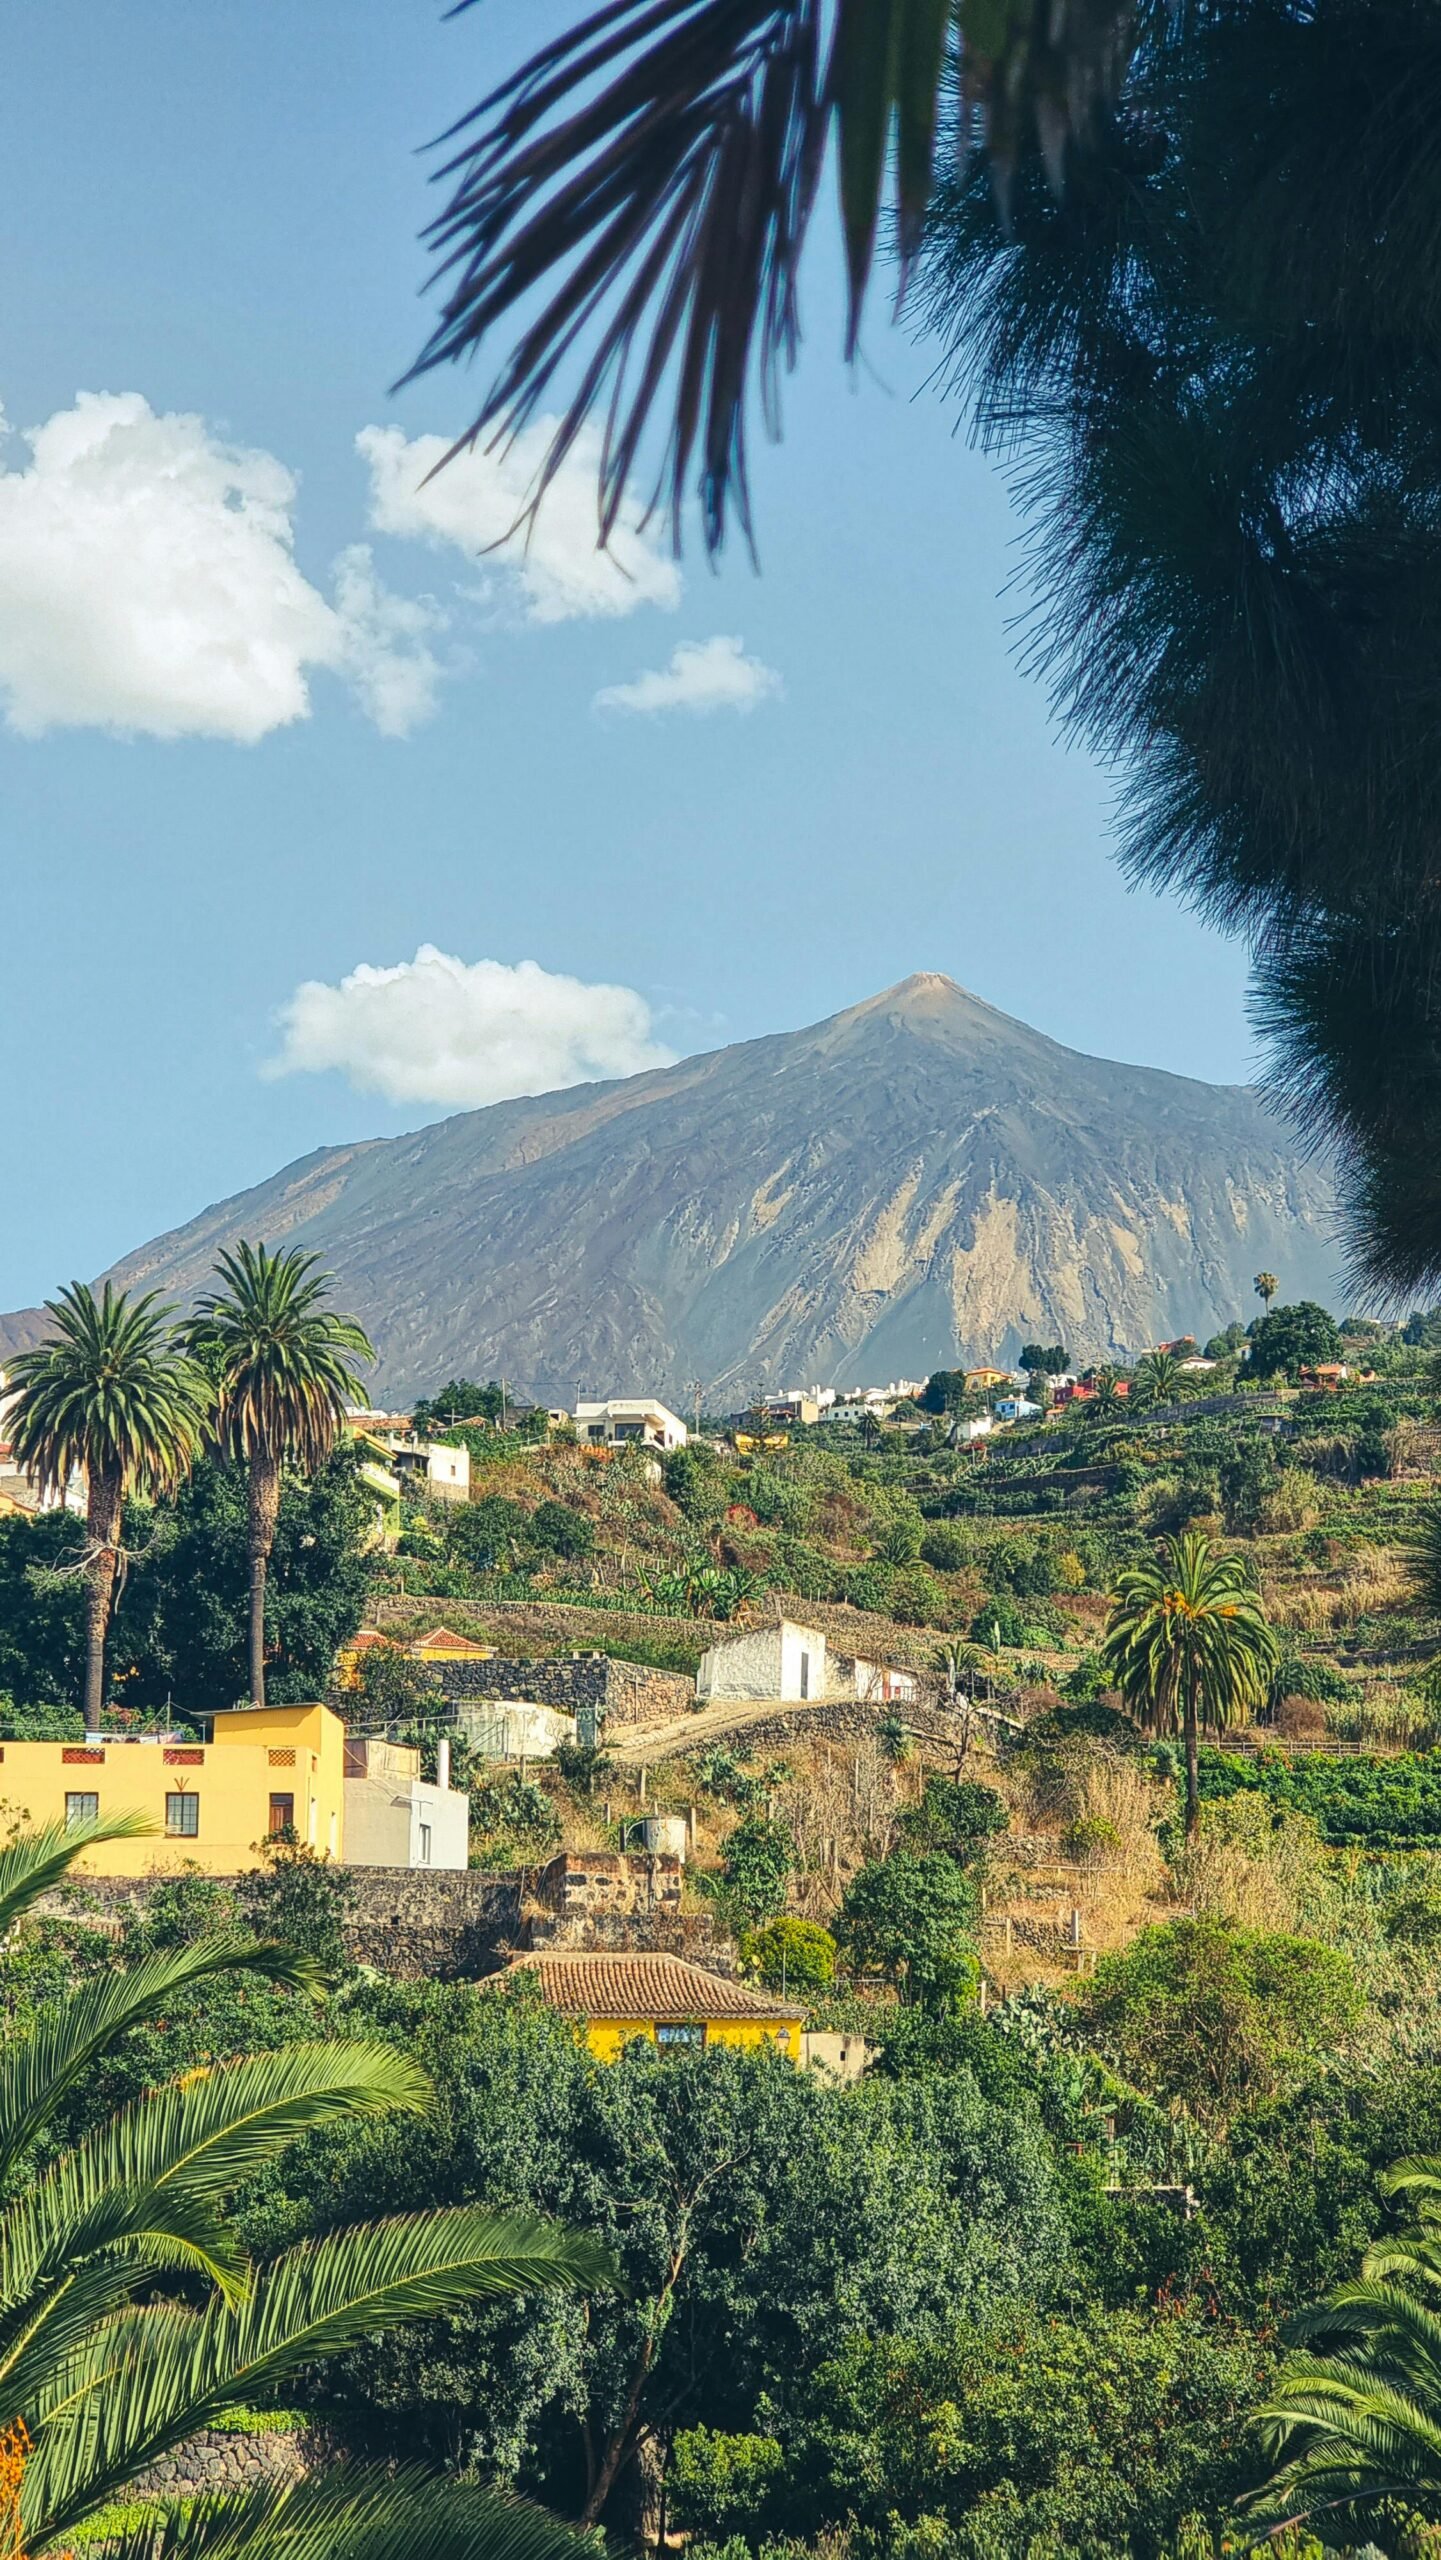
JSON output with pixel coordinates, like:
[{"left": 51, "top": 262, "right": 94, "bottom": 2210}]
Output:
[
  {"left": 434, "top": 1652, "right": 694, "bottom": 1734},
  {"left": 43, "top": 1854, "right": 724, "bottom": 1983},
  {"left": 343, "top": 1867, "right": 522, "bottom": 1974},
  {"left": 131, "top": 2426, "right": 332, "bottom": 2501}
]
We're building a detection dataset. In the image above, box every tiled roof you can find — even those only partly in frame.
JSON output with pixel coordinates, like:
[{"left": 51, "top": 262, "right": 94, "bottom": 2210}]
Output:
[{"left": 487, "top": 1951, "right": 803, "bottom": 2022}]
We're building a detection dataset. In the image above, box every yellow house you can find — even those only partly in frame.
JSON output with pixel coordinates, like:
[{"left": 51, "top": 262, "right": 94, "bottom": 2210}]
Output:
[
  {"left": 486, "top": 1951, "right": 805, "bottom": 2062},
  {"left": 0, "top": 1702, "right": 347, "bottom": 1876}
]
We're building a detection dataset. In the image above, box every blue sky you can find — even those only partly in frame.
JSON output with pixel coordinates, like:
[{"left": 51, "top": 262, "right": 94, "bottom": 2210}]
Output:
[{"left": 0, "top": 0, "right": 1254, "bottom": 1311}]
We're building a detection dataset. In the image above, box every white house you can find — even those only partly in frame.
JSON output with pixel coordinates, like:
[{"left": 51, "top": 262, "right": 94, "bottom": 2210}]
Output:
[
  {"left": 575, "top": 1398, "right": 688, "bottom": 1451},
  {"left": 994, "top": 1396, "right": 1042, "bottom": 1423},
  {"left": 695, "top": 1620, "right": 919, "bottom": 1709},
  {"left": 342, "top": 1736, "right": 470, "bottom": 1870},
  {"left": 696, "top": 1618, "right": 829, "bottom": 1703}
]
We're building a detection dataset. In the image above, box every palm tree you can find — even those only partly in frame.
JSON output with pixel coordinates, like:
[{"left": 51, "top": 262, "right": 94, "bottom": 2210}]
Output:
[
  {"left": 1255, "top": 1274, "right": 1280, "bottom": 1315},
  {"left": 0, "top": 1815, "right": 606, "bottom": 2560},
  {"left": 186, "top": 1244, "right": 374, "bottom": 1709},
  {"left": 1100, "top": 1531, "right": 1278, "bottom": 1837},
  {"left": 5, "top": 1285, "right": 211, "bottom": 1733},
  {"left": 1247, "top": 2156, "right": 1441, "bottom": 2538},
  {"left": 400, "top": 0, "right": 1134, "bottom": 559},
  {"left": 1135, "top": 1349, "right": 1181, "bottom": 1408},
  {"left": 1083, "top": 1366, "right": 1126, "bottom": 1423}
]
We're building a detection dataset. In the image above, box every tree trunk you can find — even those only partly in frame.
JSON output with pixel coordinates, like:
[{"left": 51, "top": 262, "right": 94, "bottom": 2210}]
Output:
[
  {"left": 247, "top": 1452, "right": 282, "bottom": 1708},
  {"left": 84, "top": 1471, "right": 123, "bottom": 1737},
  {"left": 1183, "top": 1676, "right": 1200, "bottom": 1840}
]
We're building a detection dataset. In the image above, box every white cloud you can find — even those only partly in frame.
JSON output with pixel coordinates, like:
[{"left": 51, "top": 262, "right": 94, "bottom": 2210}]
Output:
[
  {"left": 594, "top": 633, "right": 782, "bottom": 718},
  {"left": 0, "top": 392, "right": 442, "bottom": 740},
  {"left": 266, "top": 947, "right": 678, "bottom": 1110},
  {"left": 358, "top": 420, "right": 682, "bottom": 624}
]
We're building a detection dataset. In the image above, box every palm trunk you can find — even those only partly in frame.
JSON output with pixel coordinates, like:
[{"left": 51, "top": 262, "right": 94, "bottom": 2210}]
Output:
[
  {"left": 84, "top": 1471, "right": 123, "bottom": 1737},
  {"left": 1183, "top": 1670, "right": 1200, "bottom": 1840},
  {"left": 247, "top": 1452, "right": 282, "bottom": 1708}
]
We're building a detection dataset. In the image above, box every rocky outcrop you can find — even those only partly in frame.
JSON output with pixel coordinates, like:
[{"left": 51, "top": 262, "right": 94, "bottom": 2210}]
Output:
[{"left": 0, "top": 975, "right": 1340, "bottom": 1395}]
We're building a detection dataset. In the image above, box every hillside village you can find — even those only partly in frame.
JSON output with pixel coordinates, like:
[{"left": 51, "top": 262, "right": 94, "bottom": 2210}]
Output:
[{"left": 3, "top": 1288, "right": 1438, "bottom": 2007}]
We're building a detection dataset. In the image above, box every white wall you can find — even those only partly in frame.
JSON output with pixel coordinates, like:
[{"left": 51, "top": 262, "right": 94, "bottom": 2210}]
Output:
[
  {"left": 344, "top": 1777, "right": 470, "bottom": 1869},
  {"left": 696, "top": 1621, "right": 827, "bottom": 1702}
]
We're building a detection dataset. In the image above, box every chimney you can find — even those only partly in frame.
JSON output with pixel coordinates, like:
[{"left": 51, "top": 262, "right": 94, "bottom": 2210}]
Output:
[{"left": 437, "top": 1738, "right": 451, "bottom": 1792}]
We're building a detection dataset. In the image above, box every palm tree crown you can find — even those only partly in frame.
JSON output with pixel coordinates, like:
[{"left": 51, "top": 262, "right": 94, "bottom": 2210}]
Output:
[
  {"left": 186, "top": 1243, "right": 373, "bottom": 1709},
  {"left": 1249, "top": 2155, "right": 1441, "bottom": 2537},
  {"left": 1135, "top": 1348, "right": 1181, "bottom": 1407},
  {"left": 1100, "top": 1531, "right": 1277, "bottom": 1836},
  {"left": 5, "top": 1284, "right": 210, "bottom": 1732},
  {"left": 190, "top": 1243, "right": 374, "bottom": 1474},
  {"left": 0, "top": 1816, "right": 607, "bottom": 2560}
]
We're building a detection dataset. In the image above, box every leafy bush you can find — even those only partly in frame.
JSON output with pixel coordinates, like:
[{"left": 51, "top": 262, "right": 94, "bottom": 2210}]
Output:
[
  {"left": 1081, "top": 1917, "right": 1363, "bottom": 2121},
  {"left": 528, "top": 1499, "right": 595, "bottom": 1559},
  {"left": 719, "top": 1813, "right": 796, "bottom": 1924},
  {"left": 898, "top": 1777, "right": 1009, "bottom": 1867},
  {"left": 835, "top": 1851, "right": 978, "bottom": 2009},
  {"left": 669, "top": 2429, "right": 784, "bottom": 2538},
  {"left": 887, "top": 1563, "right": 948, "bottom": 1625},
  {"left": 468, "top": 1771, "right": 563, "bottom": 1866},
  {"left": 738, "top": 1916, "right": 836, "bottom": 1994},
  {"left": 1199, "top": 1748, "right": 1441, "bottom": 1848},
  {"left": 919, "top": 1521, "right": 972, "bottom": 1573}
]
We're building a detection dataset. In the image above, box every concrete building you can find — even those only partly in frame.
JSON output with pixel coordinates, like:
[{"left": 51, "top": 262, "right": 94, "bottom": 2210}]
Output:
[
  {"left": 696, "top": 1618, "right": 919, "bottom": 1709},
  {"left": 575, "top": 1397, "right": 688, "bottom": 1452},
  {"left": 342, "top": 1735, "right": 470, "bottom": 1869},
  {"left": 696, "top": 1617, "right": 829, "bottom": 1703},
  {"left": 0, "top": 1702, "right": 347, "bottom": 1876}
]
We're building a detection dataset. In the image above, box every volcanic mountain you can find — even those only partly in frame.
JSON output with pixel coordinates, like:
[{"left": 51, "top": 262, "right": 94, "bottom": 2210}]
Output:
[{"left": 1, "top": 976, "right": 1340, "bottom": 1401}]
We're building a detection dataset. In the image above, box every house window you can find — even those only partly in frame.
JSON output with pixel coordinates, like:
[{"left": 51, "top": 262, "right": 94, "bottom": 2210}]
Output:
[
  {"left": 268, "top": 1793, "right": 295, "bottom": 1837},
  {"left": 64, "top": 1792, "right": 98, "bottom": 1830},
  {"left": 418, "top": 1822, "right": 433, "bottom": 1865},
  {"left": 655, "top": 2024, "right": 704, "bottom": 2051},
  {"left": 799, "top": 1651, "right": 810, "bottom": 1700},
  {"left": 165, "top": 1793, "right": 199, "bottom": 1838}
]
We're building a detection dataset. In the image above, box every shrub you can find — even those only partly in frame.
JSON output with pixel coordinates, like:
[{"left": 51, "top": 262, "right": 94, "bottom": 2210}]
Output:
[
  {"left": 835, "top": 1851, "right": 978, "bottom": 2009},
  {"left": 719, "top": 1813, "right": 796, "bottom": 1924},
  {"left": 669, "top": 2429, "right": 784, "bottom": 2539},
  {"left": 919, "top": 1521, "right": 972, "bottom": 1572},
  {"left": 738, "top": 1915, "right": 836, "bottom": 1993},
  {"left": 888, "top": 1563, "right": 947, "bottom": 1625},
  {"left": 528, "top": 1499, "right": 595, "bottom": 1559},
  {"left": 1080, "top": 1916, "right": 1362, "bottom": 2121}
]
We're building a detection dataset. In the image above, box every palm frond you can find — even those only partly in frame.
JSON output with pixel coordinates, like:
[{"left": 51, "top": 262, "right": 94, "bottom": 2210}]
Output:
[
  {"left": 27, "top": 2208, "right": 617, "bottom": 2531},
  {"left": 401, "top": 0, "right": 1134, "bottom": 559},
  {"left": 0, "top": 1936, "right": 326, "bottom": 2180},
  {"left": 0, "top": 1814, "right": 157, "bottom": 1938},
  {"left": 49, "top": 2464, "right": 595, "bottom": 2560},
  {"left": 0, "top": 2042, "right": 432, "bottom": 2340}
]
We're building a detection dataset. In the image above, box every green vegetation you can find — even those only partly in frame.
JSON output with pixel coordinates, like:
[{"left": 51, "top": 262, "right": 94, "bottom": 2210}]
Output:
[{"left": 0, "top": 1817, "right": 604, "bottom": 2560}]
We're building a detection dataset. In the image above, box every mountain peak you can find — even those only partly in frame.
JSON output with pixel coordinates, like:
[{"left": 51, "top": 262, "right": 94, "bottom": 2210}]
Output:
[{"left": 0, "top": 977, "right": 1339, "bottom": 1397}]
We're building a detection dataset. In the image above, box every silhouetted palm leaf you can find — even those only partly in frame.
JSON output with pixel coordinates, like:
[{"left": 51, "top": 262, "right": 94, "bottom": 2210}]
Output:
[{"left": 402, "top": 0, "right": 1135, "bottom": 556}]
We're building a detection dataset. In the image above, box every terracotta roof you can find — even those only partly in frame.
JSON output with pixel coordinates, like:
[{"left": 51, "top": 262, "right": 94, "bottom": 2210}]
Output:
[{"left": 486, "top": 1951, "right": 803, "bottom": 2022}]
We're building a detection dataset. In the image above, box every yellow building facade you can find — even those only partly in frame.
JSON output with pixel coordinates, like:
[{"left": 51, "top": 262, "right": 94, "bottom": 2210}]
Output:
[
  {"left": 488, "top": 1951, "right": 805, "bottom": 2062},
  {"left": 0, "top": 1703, "right": 346, "bottom": 1876}
]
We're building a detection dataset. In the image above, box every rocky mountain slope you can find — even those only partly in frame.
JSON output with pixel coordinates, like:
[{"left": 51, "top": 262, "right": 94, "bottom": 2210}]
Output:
[{"left": 2, "top": 976, "right": 1340, "bottom": 1400}]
